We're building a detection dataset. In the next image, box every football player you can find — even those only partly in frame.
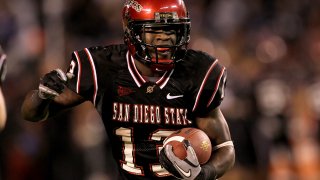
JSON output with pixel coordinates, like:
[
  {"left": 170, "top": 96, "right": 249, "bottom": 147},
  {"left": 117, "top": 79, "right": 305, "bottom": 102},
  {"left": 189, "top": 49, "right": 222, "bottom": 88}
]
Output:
[
  {"left": 0, "top": 45, "right": 7, "bottom": 131},
  {"left": 21, "top": 0, "right": 235, "bottom": 179}
]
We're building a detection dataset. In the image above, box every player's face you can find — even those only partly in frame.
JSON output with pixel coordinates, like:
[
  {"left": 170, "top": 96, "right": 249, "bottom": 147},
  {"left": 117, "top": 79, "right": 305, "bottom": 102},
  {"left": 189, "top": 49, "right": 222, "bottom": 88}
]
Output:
[{"left": 143, "top": 27, "right": 177, "bottom": 59}]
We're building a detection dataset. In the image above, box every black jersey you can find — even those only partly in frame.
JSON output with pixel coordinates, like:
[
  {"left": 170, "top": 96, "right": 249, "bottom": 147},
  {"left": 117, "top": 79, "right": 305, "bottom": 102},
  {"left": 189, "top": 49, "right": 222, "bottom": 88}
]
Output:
[{"left": 66, "top": 44, "right": 227, "bottom": 180}]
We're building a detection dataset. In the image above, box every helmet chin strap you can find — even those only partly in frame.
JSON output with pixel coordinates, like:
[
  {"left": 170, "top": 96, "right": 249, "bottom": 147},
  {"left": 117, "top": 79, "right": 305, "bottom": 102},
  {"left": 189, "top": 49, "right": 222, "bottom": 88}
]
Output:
[{"left": 149, "top": 46, "right": 175, "bottom": 72}]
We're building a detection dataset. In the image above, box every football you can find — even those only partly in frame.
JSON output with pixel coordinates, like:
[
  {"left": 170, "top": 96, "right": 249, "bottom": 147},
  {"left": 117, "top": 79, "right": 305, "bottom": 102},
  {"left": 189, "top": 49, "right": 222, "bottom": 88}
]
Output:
[{"left": 163, "top": 127, "right": 212, "bottom": 164}]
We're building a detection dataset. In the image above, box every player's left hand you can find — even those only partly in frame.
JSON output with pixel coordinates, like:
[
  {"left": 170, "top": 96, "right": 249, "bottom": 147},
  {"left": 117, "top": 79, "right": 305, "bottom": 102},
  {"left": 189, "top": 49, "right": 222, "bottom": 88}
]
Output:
[{"left": 159, "top": 140, "right": 201, "bottom": 180}]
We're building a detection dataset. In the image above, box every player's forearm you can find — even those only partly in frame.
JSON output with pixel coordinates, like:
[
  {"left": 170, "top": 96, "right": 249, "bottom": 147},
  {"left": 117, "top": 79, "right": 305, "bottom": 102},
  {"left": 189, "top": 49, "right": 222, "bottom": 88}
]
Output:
[
  {"left": 21, "top": 90, "right": 51, "bottom": 122},
  {"left": 207, "top": 145, "right": 235, "bottom": 179}
]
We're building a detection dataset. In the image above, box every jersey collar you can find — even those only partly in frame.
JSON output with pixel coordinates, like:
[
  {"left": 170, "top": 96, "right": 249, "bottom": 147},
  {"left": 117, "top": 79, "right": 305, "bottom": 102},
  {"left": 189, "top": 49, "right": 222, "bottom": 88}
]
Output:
[{"left": 126, "top": 51, "right": 173, "bottom": 89}]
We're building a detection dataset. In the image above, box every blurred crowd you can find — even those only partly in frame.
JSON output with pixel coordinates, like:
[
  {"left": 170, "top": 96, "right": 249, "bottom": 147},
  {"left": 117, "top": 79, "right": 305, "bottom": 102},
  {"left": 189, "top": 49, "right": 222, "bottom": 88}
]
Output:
[{"left": 0, "top": 0, "right": 320, "bottom": 180}]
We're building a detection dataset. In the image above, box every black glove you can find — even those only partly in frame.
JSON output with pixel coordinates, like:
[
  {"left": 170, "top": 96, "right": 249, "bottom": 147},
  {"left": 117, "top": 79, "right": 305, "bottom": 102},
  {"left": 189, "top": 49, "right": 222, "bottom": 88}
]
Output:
[
  {"left": 38, "top": 69, "right": 67, "bottom": 99},
  {"left": 159, "top": 140, "right": 201, "bottom": 180}
]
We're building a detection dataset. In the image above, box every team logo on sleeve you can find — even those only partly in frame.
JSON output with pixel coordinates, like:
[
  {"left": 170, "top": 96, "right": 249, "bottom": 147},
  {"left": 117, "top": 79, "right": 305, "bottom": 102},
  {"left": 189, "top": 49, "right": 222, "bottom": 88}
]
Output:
[{"left": 118, "top": 85, "right": 135, "bottom": 96}]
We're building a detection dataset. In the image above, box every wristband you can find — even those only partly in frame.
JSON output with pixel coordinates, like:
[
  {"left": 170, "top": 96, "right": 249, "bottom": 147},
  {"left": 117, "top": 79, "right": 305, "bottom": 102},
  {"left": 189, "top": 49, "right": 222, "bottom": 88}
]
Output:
[{"left": 213, "top": 141, "right": 234, "bottom": 151}]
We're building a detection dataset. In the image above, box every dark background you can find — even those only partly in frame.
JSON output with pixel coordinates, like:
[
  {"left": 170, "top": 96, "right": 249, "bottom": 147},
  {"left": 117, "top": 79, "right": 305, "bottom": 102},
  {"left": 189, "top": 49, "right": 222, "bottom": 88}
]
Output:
[{"left": 0, "top": 0, "right": 320, "bottom": 179}]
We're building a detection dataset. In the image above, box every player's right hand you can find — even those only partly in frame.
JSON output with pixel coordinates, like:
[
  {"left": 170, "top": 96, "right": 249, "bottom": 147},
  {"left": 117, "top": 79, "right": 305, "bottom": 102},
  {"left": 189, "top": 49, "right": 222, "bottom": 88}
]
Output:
[
  {"left": 38, "top": 69, "right": 67, "bottom": 99},
  {"left": 159, "top": 140, "right": 201, "bottom": 180}
]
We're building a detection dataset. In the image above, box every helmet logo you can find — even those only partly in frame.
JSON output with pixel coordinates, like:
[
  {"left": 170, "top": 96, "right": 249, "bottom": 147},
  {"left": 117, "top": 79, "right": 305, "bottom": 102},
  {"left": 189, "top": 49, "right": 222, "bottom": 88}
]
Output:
[{"left": 125, "top": 0, "right": 143, "bottom": 12}]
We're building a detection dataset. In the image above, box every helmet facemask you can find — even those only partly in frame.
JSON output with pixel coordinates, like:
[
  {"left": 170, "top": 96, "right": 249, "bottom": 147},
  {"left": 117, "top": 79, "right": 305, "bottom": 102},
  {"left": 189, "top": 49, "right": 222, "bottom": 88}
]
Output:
[{"left": 124, "top": 12, "right": 191, "bottom": 71}]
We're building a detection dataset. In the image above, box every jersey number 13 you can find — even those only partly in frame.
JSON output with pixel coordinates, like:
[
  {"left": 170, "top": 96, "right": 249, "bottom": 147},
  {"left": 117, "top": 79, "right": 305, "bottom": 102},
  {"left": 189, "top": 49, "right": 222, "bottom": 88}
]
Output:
[{"left": 116, "top": 127, "right": 175, "bottom": 177}]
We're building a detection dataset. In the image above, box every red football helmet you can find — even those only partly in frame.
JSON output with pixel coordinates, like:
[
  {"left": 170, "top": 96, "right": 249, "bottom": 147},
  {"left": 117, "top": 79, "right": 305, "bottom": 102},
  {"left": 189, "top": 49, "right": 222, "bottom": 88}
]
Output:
[{"left": 123, "top": 0, "right": 191, "bottom": 71}]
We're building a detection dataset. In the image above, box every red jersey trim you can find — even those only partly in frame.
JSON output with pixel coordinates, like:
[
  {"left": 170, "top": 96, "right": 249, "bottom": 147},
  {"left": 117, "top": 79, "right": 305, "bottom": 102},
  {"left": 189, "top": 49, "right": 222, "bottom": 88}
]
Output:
[
  {"left": 126, "top": 51, "right": 173, "bottom": 89},
  {"left": 84, "top": 48, "right": 98, "bottom": 105},
  {"left": 72, "top": 51, "right": 82, "bottom": 94},
  {"left": 192, "top": 59, "right": 218, "bottom": 112},
  {"left": 157, "top": 69, "right": 174, "bottom": 89},
  {"left": 127, "top": 52, "right": 146, "bottom": 87},
  {"left": 207, "top": 67, "right": 225, "bottom": 107}
]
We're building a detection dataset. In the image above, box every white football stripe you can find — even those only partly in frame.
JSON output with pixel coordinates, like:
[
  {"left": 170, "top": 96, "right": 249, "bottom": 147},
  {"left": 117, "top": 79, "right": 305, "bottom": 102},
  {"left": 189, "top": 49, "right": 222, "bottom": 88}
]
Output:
[{"left": 163, "top": 136, "right": 185, "bottom": 146}]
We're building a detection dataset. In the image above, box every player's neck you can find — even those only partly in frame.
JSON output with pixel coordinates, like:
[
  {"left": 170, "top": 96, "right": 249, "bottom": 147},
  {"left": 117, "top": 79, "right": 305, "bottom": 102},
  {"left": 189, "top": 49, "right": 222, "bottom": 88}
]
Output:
[{"left": 134, "top": 59, "right": 163, "bottom": 77}]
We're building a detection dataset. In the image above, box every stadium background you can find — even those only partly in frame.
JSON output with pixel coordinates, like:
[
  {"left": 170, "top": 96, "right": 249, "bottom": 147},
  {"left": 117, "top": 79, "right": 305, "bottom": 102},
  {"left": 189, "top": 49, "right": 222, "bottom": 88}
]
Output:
[{"left": 0, "top": 0, "right": 320, "bottom": 179}]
